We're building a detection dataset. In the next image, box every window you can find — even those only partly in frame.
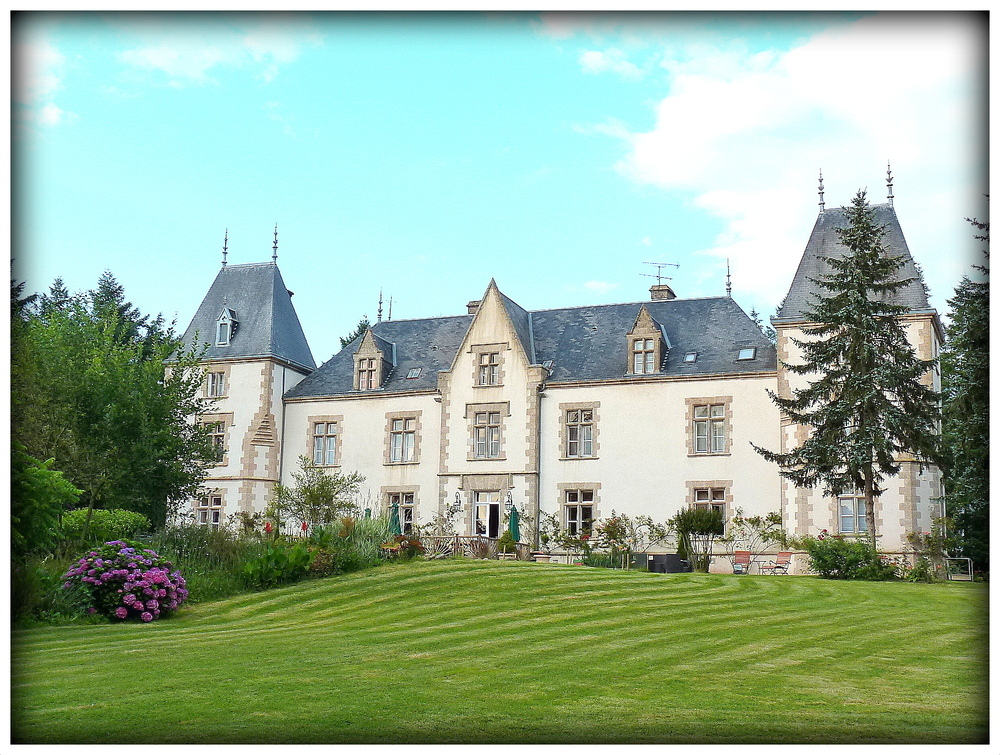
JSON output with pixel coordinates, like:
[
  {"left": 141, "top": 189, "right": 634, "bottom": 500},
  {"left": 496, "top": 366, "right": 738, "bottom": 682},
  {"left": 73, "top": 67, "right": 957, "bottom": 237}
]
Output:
[
  {"left": 478, "top": 352, "right": 500, "bottom": 385},
  {"left": 684, "top": 352, "right": 698, "bottom": 363},
  {"left": 474, "top": 412, "right": 502, "bottom": 458},
  {"left": 632, "top": 338, "right": 656, "bottom": 374},
  {"left": 204, "top": 421, "right": 226, "bottom": 462},
  {"left": 312, "top": 422, "right": 338, "bottom": 466},
  {"left": 357, "top": 358, "right": 378, "bottom": 390},
  {"left": 693, "top": 487, "right": 726, "bottom": 515},
  {"left": 839, "top": 495, "right": 868, "bottom": 534},
  {"left": 406, "top": 368, "right": 421, "bottom": 379},
  {"left": 564, "top": 490, "right": 595, "bottom": 536},
  {"left": 474, "top": 491, "right": 501, "bottom": 538},
  {"left": 565, "top": 409, "right": 594, "bottom": 458},
  {"left": 216, "top": 320, "right": 230, "bottom": 346},
  {"left": 390, "top": 418, "right": 416, "bottom": 463},
  {"left": 389, "top": 492, "right": 415, "bottom": 535},
  {"left": 737, "top": 347, "right": 757, "bottom": 361},
  {"left": 693, "top": 403, "right": 726, "bottom": 454},
  {"left": 196, "top": 494, "right": 223, "bottom": 529},
  {"left": 206, "top": 371, "right": 226, "bottom": 398}
]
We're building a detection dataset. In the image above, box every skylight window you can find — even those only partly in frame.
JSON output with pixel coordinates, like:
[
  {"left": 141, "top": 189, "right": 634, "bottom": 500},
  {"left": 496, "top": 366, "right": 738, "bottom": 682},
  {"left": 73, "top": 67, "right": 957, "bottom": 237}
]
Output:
[
  {"left": 406, "top": 368, "right": 421, "bottom": 379},
  {"left": 737, "top": 347, "right": 757, "bottom": 361},
  {"left": 684, "top": 352, "right": 698, "bottom": 363}
]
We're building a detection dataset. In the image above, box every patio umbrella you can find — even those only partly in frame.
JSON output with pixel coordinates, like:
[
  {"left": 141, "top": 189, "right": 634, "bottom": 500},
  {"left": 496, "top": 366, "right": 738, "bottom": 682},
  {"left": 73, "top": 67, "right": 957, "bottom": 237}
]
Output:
[
  {"left": 508, "top": 505, "right": 520, "bottom": 542},
  {"left": 389, "top": 501, "right": 402, "bottom": 536}
]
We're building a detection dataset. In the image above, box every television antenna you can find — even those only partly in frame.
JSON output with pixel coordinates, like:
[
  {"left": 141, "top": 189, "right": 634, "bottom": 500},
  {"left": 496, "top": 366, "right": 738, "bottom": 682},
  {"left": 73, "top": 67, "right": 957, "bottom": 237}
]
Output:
[{"left": 641, "top": 261, "right": 679, "bottom": 286}]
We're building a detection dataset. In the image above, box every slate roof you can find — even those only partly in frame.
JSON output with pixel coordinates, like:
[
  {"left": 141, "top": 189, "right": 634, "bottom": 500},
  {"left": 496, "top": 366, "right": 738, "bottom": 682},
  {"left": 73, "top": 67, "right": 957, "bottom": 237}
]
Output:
[
  {"left": 285, "top": 292, "right": 775, "bottom": 399},
  {"left": 775, "top": 203, "right": 932, "bottom": 323},
  {"left": 178, "top": 262, "right": 316, "bottom": 372}
]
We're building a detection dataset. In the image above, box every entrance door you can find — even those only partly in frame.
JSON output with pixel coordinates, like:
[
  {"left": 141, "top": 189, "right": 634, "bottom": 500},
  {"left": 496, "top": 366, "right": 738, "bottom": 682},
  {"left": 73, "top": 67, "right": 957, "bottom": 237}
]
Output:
[{"left": 474, "top": 491, "right": 501, "bottom": 538}]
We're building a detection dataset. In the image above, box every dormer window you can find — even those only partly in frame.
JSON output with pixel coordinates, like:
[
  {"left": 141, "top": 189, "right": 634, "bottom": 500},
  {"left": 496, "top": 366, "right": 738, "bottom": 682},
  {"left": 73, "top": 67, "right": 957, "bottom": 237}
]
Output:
[
  {"left": 353, "top": 329, "right": 393, "bottom": 391},
  {"left": 632, "top": 339, "right": 656, "bottom": 374},
  {"left": 215, "top": 309, "right": 238, "bottom": 346},
  {"left": 737, "top": 347, "right": 757, "bottom": 361},
  {"left": 357, "top": 358, "right": 378, "bottom": 390}
]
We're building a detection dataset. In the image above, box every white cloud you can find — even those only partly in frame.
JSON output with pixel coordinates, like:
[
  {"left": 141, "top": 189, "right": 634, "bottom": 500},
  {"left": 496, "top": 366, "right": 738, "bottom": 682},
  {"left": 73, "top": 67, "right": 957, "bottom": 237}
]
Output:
[
  {"left": 583, "top": 280, "right": 620, "bottom": 295},
  {"left": 602, "top": 13, "right": 986, "bottom": 314},
  {"left": 12, "top": 28, "right": 75, "bottom": 128},
  {"left": 114, "top": 14, "right": 322, "bottom": 86},
  {"left": 580, "top": 48, "right": 644, "bottom": 79}
]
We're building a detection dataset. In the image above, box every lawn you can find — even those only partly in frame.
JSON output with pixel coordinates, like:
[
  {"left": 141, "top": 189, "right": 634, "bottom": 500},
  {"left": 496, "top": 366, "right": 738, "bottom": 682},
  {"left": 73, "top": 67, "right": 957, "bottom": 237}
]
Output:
[{"left": 11, "top": 560, "right": 988, "bottom": 744}]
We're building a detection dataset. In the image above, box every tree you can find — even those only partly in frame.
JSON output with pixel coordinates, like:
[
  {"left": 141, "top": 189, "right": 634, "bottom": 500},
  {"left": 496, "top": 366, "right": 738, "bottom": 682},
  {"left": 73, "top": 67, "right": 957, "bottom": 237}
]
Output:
[
  {"left": 670, "top": 508, "right": 724, "bottom": 572},
  {"left": 717, "top": 509, "right": 786, "bottom": 572},
  {"left": 940, "top": 216, "right": 988, "bottom": 570},
  {"left": 269, "top": 456, "right": 365, "bottom": 528},
  {"left": 12, "top": 273, "right": 217, "bottom": 529},
  {"left": 753, "top": 191, "right": 941, "bottom": 544},
  {"left": 340, "top": 316, "right": 370, "bottom": 349},
  {"left": 11, "top": 443, "right": 82, "bottom": 559}
]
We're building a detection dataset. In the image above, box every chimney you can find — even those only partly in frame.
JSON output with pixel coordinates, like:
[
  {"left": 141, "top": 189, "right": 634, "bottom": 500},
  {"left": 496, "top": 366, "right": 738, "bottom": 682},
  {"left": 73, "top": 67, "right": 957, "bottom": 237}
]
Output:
[
  {"left": 649, "top": 284, "right": 676, "bottom": 301},
  {"left": 467, "top": 300, "right": 481, "bottom": 314}
]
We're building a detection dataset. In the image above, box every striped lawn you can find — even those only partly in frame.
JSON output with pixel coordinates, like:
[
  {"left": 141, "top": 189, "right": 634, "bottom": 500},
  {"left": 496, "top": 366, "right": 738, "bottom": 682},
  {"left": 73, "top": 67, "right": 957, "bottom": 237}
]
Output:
[{"left": 11, "top": 560, "right": 988, "bottom": 744}]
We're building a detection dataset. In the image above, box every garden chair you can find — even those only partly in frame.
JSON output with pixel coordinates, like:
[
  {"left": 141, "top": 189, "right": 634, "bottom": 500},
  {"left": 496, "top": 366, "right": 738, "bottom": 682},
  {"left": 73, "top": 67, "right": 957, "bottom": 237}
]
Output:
[
  {"left": 760, "top": 552, "right": 792, "bottom": 575},
  {"left": 732, "top": 551, "right": 753, "bottom": 574}
]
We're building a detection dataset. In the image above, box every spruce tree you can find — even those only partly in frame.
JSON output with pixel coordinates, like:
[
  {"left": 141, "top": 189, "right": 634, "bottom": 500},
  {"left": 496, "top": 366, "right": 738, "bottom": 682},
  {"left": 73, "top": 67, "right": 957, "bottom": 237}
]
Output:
[
  {"left": 940, "top": 217, "right": 988, "bottom": 569},
  {"left": 753, "top": 190, "right": 941, "bottom": 544}
]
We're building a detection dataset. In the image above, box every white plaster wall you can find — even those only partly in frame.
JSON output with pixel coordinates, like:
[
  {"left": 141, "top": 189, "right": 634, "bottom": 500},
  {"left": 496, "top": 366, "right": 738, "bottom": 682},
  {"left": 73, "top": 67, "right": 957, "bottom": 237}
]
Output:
[{"left": 537, "top": 374, "right": 782, "bottom": 531}]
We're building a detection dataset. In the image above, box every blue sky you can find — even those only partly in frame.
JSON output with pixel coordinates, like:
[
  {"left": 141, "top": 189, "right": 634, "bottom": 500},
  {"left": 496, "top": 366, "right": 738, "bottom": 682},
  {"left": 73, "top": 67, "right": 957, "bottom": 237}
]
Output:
[{"left": 13, "top": 11, "right": 988, "bottom": 365}]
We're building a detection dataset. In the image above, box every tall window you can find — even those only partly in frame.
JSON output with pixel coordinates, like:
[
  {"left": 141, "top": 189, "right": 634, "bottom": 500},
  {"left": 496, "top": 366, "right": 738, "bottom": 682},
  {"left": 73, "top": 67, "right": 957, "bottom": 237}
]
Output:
[
  {"left": 474, "top": 411, "right": 502, "bottom": 458},
  {"left": 390, "top": 418, "right": 416, "bottom": 463},
  {"left": 357, "top": 358, "right": 378, "bottom": 390},
  {"left": 693, "top": 487, "right": 726, "bottom": 514},
  {"left": 633, "top": 338, "right": 656, "bottom": 374},
  {"left": 838, "top": 495, "right": 868, "bottom": 534},
  {"left": 474, "top": 491, "right": 501, "bottom": 538},
  {"left": 478, "top": 352, "right": 500, "bottom": 385},
  {"left": 313, "top": 422, "right": 338, "bottom": 466},
  {"left": 564, "top": 490, "right": 595, "bottom": 536},
  {"left": 197, "top": 494, "right": 223, "bottom": 529},
  {"left": 566, "top": 409, "right": 594, "bottom": 458},
  {"left": 206, "top": 371, "right": 226, "bottom": 398},
  {"left": 693, "top": 403, "right": 726, "bottom": 454},
  {"left": 216, "top": 320, "right": 230, "bottom": 346},
  {"left": 204, "top": 421, "right": 226, "bottom": 462},
  {"left": 388, "top": 492, "right": 415, "bottom": 535}
]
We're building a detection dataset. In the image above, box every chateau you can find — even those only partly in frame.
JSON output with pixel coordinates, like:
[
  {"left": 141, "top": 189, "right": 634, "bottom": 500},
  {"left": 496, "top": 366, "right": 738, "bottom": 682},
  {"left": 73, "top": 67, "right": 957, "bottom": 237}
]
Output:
[{"left": 178, "top": 193, "right": 944, "bottom": 572}]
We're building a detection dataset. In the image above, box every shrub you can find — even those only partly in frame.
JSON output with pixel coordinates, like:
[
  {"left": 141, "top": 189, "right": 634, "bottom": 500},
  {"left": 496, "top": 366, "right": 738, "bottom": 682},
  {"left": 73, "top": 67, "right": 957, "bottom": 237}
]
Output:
[
  {"left": 62, "top": 508, "right": 152, "bottom": 545},
  {"left": 798, "top": 536, "right": 900, "bottom": 581},
  {"left": 62, "top": 540, "right": 189, "bottom": 621},
  {"left": 496, "top": 530, "right": 516, "bottom": 554},
  {"left": 241, "top": 542, "right": 313, "bottom": 590}
]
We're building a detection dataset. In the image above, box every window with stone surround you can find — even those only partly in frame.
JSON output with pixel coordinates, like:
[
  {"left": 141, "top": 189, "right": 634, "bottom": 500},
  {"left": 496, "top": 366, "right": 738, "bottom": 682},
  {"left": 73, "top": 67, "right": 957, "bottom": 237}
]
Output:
[
  {"left": 196, "top": 492, "right": 223, "bottom": 529},
  {"left": 838, "top": 495, "right": 868, "bottom": 535},
  {"left": 632, "top": 338, "right": 657, "bottom": 374},
  {"left": 200, "top": 415, "right": 232, "bottom": 465},
  {"left": 357, "top": 357, "right": 379, "bottom": 390},
  {"left": 205, "top": 371, "right": 227, "bottom": 398},
  {"left": 389, "top": 417, "right": 417, "bottom": 463},
  {"left": 564, "top": 489, "right": 595, "bottom": 536},
  {"left": 388, "top": 491, "right": 415, "bottom": 535},
  {"left": 686, "top": 397, "right": 733, "bottom": 456},
  {"left": 479, "top": 352, "right": 500, "bottom": 385},
  {"left": 474, "top": 411, "right": 502, "bottom": 459},
  {"left": 312, "top": 421, "right": 339, "bottom": 466},
  {"left": 565, "top": 409, "right": 594, "bottom": 458},
  {"left": 685, "top": 480, "right": 732, "bottom": 529}
]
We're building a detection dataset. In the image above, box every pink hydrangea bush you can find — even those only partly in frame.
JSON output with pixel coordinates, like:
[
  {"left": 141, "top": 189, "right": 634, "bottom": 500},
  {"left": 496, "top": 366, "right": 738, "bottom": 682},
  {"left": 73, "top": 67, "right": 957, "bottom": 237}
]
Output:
[{"left": 62, "top": 540, "right": 188, "bottom": 622}]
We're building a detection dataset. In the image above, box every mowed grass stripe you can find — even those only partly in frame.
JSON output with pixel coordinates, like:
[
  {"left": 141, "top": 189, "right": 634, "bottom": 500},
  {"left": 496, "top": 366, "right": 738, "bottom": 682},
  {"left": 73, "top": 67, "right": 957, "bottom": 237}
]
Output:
[{"left": 12, "top": 561, "right": 987, "bottom": 744}]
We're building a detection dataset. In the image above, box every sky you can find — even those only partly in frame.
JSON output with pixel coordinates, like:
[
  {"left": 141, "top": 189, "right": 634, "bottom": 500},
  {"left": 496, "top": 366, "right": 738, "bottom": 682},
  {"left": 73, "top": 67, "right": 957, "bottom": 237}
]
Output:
[{"left": 12, "top": 11, "right": 989, "bottom": 366}]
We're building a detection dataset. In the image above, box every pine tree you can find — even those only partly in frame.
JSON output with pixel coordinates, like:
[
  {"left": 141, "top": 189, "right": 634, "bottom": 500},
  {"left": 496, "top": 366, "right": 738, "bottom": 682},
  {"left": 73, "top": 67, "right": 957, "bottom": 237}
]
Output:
[
  {"left": 339, "top": 316, "right": 370, "bottom": 349},
  {"left": 940, "top": 217, "right": 988, "bottom": 569},
  {"left": 753, "top": 191, "right": 941, "bottom": 543}
]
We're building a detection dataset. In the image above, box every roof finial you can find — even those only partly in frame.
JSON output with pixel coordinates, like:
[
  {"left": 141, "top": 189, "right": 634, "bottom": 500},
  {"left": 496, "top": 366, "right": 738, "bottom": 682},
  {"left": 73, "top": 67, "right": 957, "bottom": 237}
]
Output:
[
  {"left": 886, "top": 161, "right": 894, "bottom": 207},
  {"left": 377, "top": 289, "right": 383, "bottom": 323},
  {"left": 272, "top": 224, "right": 279, "bottom": 262},
  {"left": 388, "top": 297, "right": 393, "bottom": 322},
  {"left": 222, "top": 229, "right": 228, "bottom": 267},
  {"left": 725, "top": 259, "right": 732, "bottom": 297},
  {"left": 818, "top": 169, "right": 825, "bottom": 213}
]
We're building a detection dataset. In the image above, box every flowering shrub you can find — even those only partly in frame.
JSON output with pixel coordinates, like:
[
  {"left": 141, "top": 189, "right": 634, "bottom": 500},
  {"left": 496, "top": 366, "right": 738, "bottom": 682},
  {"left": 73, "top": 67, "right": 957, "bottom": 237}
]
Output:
[{"left": 62, "top": 540, "right": 189, "bottom": 621}]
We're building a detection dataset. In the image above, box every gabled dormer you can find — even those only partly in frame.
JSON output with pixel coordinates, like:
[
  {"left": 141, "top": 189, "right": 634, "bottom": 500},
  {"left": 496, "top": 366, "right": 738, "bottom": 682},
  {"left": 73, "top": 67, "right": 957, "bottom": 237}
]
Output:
[
  {"left": 353, "top": 328, "right": 395, "bottom": 391},
  {"left": 626, "top": 304, "right": 668, "bottom": 375},
  {"left": 215, "top": 307, "right": 239, "bottom": 346}
]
